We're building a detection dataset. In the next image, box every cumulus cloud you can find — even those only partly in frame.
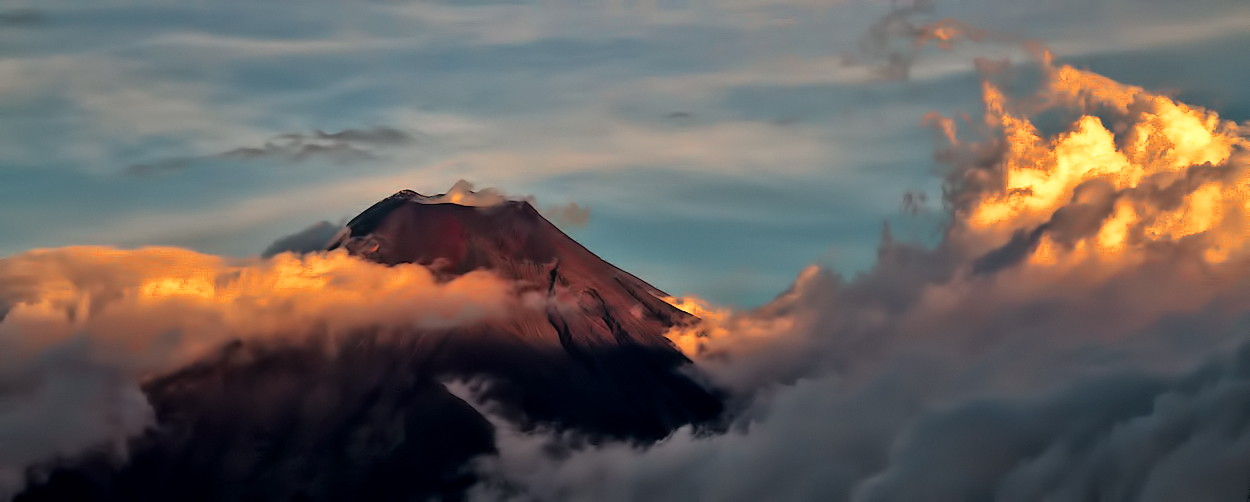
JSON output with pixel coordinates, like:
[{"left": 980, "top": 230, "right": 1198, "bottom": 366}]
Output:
[
  {"left": 0, "top": 246, "right": 521, "bottom": 497},
  {"left": 466, "top": 210, "right": 1250, "bottom": 502},
  {"left": 461, "top": 23, "right": 1250, "bottom": 502},
  {"left": 468, "top": 321, "right": 1250, "bottom": 502}
]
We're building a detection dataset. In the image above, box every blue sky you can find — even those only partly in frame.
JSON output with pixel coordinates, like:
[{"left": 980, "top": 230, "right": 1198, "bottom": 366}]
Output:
[{"left": 1, "top": 0, "right": 1248, "bottom": 306}]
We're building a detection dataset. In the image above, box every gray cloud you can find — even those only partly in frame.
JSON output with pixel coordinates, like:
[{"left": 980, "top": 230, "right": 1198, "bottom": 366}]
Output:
[
  {"left": 853, "top": 359, "right": 1250, "bottom": 502},
  {"left": 847, "top": 0, "right": 1010, "bottom": 81},
  {"left": 261, "top": 220, "right": 345, "bottom": 258},
  {"left": 219, "top": 141, "right": 372, "bottom": 162},
  {"left": 542, "top": 202, "right": 590, "bottom": 229},
  {"left": 302, "top": 128, "right": 413, "bottom": 145},
  {"left": 0, "top": 246, "right": 520, "bottom": 497},
  {"left": 459, "top": 14, "right": 1250, "bottom": 501},
  {"left": 0, "top": 9, "right": 42, "bottom": 27},
  {"left": 852, "top": 0, "right": 938, "bottom": 80},
  {"left": 126, "top": 127, "right": 416, "bottom": 174},
  {"left": 971, "top": 225, "right": 1046, "bottom": 275},
  {"left": 0, "top": 340, "right": 153, "bottom": 501},
  {"left": 463, "top": 212, "right": 1250, "bottom": 502}
]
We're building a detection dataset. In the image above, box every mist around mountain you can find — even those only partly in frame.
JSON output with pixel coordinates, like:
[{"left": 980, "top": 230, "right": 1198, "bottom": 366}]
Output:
[{"left": 12, "top": 190, "right": 724, "bottom": 502}]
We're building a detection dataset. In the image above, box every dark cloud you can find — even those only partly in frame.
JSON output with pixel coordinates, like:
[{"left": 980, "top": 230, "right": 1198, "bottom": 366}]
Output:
[
  {"left": 971, "top": 225, "right": 1046, "bottom": 275},
  {"left": 855, "top": 350, "right": 1250, "bottom": 502},
  {"left": 126, "top": 127, "right": 415, "bottom": 175},
  {"left": 464, "top": 214, "right": 1250, "bottom": 501},
  {"left": 307, "top": 127, "right": 414, "bottom": 145},
  {"left": 0, "top": 9, "right": 42, "bottom": 27},
  {"left": 901, "top": 190, "right": 928, "bottom": 215},
  {"left": 854, "top": 0, "right": 938, "bottom": 80},
  {"left": 849, "top": 0, "right": 1007, "bottom": 81},
  {"left": 972, "top": 180, "right": 1117, "bottom": 274},
  {"left": 261, "top": 220, "right": 345, "bottom": 258},
  {"left": 220, "top": 141, "right": 372, "bottom": 163}
]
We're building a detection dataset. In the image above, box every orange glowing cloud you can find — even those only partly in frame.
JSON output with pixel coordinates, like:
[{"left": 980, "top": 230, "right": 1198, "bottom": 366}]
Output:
[
  {"left": 660, "top": 294, "right": 733, "bottom": 356},
  {"left": 0, "top": 246, "right": 522, "bottom": 495},
  {"left": 659, "top": 268, "right": 821, "bottom": 365},
  {"left": 0, "top": 246, "right": 520, "bottom": 378},
  {"left": 947, "top": 57, "right": 1249, "bottom": 267}
]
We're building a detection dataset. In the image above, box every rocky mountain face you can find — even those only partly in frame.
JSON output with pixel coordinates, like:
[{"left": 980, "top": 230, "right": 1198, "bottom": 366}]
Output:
[{"left": 16, "top": 190, "right": 724, "bottom": 502}]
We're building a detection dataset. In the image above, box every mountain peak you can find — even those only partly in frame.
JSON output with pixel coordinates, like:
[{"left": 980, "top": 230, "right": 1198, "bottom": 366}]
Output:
[
  {"left": 328, "top": 187, "right": 690, "bottom": 327},
  {"left": 17, "top": 187, "right": 723, "bottom": 502}
]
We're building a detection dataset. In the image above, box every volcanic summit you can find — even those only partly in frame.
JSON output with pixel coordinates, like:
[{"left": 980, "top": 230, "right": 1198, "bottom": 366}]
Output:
[{"left": 16, "top": 189, "right": 724, "bottom": 502}]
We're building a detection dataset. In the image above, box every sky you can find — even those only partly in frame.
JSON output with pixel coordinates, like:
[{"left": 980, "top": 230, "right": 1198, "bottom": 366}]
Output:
[
  {"left": 7, "top": 1, "right": 1250, "bottom": 499},
  {"left": 2, "top": 0, "right": 1249, "bottom": 306}
]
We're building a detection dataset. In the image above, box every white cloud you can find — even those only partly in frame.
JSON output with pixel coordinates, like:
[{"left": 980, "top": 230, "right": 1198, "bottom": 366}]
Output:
[{"left": 0, "top": 245, "right": 521, "bottom": 498}]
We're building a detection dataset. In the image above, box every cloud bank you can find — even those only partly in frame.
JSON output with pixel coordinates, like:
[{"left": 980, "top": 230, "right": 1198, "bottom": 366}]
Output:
[
  {"left": 0, "top": 247, "right": 520, "bottom": 498},
  {"left": 462, "top": 31, "right": 1250, "bottom": 502}
]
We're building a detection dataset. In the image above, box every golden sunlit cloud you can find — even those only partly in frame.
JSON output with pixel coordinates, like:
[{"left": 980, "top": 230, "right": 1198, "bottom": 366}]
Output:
[
  {"left": 0, "top": 246, "right": 525, "bottom": 496},
  {"left": 658, "top": 266, "right": 816, "bottom": 363},
  {"left": 0, "top": 246, "right": 520, "bottom": 378},
  {"left": 660, "top": 295, "right": 733, "bottom": 356},
  {"left": 951, "top": 55, "right": 1249, "bottom": 267}
]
